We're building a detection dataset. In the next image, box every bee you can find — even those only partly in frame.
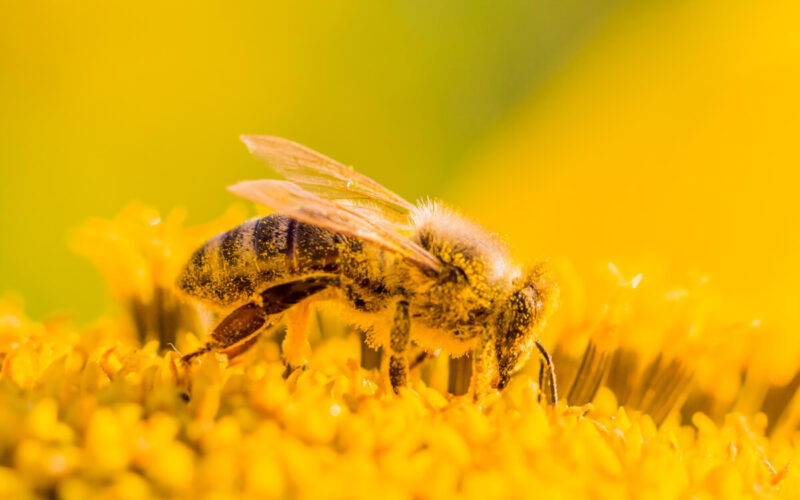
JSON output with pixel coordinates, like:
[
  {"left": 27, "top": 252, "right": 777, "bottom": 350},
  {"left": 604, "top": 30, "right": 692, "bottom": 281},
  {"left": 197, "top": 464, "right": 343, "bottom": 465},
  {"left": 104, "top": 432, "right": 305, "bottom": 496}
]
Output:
[{"left": 177, "top": 136, "right": 559, "bottom": 402}]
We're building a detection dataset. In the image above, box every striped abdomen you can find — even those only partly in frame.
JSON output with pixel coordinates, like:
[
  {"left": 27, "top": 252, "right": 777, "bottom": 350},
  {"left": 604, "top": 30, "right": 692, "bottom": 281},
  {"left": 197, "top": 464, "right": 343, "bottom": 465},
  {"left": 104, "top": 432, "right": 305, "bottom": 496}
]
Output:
[{"left": 177, "top": 214, "right": 348, "bottom": 308}]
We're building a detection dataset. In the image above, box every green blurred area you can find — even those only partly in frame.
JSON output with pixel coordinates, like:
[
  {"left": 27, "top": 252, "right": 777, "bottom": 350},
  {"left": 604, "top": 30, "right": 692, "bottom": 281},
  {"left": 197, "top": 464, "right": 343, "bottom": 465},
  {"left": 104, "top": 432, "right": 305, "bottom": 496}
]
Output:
[{"left": 0, "top": 0, "right": 619, "bottom": 320}]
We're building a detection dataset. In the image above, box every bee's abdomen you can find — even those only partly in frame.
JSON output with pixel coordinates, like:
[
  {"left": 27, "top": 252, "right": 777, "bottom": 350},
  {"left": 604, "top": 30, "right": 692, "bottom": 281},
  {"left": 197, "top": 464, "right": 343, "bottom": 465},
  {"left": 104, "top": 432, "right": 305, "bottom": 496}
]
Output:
[
  {"left": 252, "top": 215, "right": 343, "bottom": 276},
  {"left": 178, "top": 215, "right": 346, "bottom": 308}
]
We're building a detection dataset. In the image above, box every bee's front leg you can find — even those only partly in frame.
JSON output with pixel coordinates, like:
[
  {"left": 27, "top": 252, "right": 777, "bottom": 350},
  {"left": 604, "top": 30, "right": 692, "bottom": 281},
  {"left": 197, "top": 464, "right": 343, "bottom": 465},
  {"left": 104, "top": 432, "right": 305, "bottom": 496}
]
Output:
[
  {"left": 469, "top": 327, "right": 495, "bottom": 401},
  {"left": 388, "top": 300, "right": 410, "bottom": 394}
]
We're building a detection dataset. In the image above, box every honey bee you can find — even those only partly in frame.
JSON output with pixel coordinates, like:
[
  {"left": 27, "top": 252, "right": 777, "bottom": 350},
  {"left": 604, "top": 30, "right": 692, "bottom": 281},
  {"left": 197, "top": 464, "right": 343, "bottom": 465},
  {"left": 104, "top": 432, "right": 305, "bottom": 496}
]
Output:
[{"left": 177, "top": 136, "right": 558, "bottom": 402}]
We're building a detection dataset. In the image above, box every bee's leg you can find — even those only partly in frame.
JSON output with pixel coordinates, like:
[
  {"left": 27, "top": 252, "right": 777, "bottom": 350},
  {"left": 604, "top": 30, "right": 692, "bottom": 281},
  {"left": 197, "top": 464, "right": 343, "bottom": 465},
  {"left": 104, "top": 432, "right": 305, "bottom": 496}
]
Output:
[
  {"left": 469, "top": 328, "right": 495, "bottom": 400},
  {"left": 536, "top": 340, "right": 558, "bottom": 405},
  {"left": 181, "top": 342, "right": 215, "bottom": 363},
  {"left": 389, "top": 300, "right": 410, "bottom": 394},
  {"left": 282, "top": 299, "right": 313, "bottom": 372},
  {"left": 182, "top": 302, "right": 267, "bottom": 363}
]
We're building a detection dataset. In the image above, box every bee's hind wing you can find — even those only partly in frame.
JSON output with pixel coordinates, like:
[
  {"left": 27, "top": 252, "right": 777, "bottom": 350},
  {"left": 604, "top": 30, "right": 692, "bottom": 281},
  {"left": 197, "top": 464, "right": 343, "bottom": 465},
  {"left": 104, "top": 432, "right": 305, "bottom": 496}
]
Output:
[
  {"left": 240, "top": 135, "right": 415, "bottom": 225},
  {"left": 228, "top": 179, "right": 441, "bottom": 273}
]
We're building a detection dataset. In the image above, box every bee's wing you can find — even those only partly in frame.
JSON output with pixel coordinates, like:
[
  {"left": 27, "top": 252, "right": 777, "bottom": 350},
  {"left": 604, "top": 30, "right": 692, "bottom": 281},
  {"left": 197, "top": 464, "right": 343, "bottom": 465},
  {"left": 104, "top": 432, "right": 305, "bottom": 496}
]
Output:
[
  {"left": 240, "top": 135, "right": 415, "bottom": 224},
  {"left": 228, "top": 179, "right": 441, "bottom": 273}
]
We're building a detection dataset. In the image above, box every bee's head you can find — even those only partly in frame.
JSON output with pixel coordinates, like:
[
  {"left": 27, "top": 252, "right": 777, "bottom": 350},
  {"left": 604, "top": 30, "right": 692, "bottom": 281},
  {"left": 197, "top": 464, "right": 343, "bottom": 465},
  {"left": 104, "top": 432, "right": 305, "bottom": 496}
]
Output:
[{"left": 495, "top": 262, "right": 558, "bottom": 389}]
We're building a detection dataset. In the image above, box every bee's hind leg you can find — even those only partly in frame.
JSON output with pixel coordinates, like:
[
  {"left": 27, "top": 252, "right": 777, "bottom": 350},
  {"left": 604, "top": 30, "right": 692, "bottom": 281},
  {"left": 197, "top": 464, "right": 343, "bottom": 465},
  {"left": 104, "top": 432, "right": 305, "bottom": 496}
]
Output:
[
  {"left": 181, "top": 302, "right": 268, "bottom": 364},
  {"left": 389, "top": 300, "right": 410, "bottom": 394}
]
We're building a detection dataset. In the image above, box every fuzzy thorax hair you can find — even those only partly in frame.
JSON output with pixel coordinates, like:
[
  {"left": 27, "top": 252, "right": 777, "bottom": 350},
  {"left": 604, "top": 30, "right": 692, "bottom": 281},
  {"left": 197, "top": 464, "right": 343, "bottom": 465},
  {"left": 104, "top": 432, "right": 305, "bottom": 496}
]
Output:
[{"left": 410, "top": 201, "right": 514, "bottom": 286}]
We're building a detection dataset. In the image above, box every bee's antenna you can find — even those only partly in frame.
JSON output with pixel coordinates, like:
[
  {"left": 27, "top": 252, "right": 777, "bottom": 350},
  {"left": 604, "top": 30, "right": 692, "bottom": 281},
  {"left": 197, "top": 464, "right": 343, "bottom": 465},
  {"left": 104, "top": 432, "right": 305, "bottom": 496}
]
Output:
[{"left": 535, "top": 340, "right": 558, "bottom": 405}]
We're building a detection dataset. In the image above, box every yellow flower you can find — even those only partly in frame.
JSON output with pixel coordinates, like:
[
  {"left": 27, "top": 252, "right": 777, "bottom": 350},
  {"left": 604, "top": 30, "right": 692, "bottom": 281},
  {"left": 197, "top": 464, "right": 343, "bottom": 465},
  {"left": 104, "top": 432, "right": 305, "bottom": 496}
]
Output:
[
  {"left": 2, "top": 204, "right": 800, "bottom": 499},
  {"left": 72, "top": 203, "right": 244, "bottom": 348}
]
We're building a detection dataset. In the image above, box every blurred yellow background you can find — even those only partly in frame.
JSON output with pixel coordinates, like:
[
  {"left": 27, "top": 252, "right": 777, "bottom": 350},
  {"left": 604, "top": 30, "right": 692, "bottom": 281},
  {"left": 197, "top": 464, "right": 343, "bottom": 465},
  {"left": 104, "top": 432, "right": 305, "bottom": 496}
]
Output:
[
  {"left": 454, "top": 0, "right": 800, "bottom": 332},
  {"left": 0, "top": 0, "right": 614, "bottom": 319},
  {"left": 2, "top": 0, "right": 798, "bottom": 331}
]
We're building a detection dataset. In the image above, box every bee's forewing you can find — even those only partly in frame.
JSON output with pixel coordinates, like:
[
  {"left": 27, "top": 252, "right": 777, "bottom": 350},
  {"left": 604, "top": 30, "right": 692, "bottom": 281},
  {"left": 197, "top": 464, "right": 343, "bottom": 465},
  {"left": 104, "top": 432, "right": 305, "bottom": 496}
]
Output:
[
  {"left": 228, "top": 180, "right": 441, "bottom": 273},
  {"left": 240, "top": 135, "right": 415, "bottom": 224}
]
